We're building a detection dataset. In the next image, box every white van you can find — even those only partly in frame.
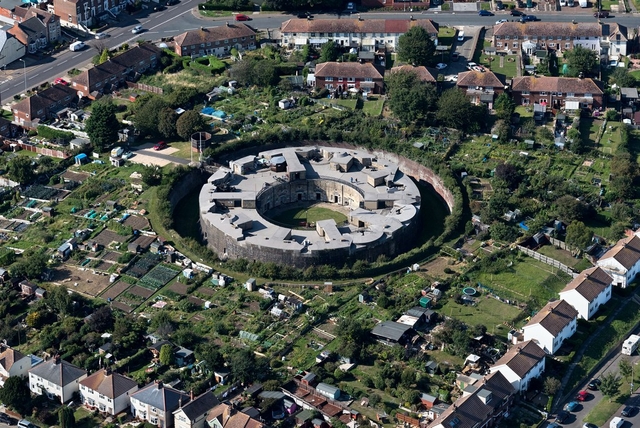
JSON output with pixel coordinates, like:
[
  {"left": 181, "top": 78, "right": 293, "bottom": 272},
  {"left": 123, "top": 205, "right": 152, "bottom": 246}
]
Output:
[
  {"left": 111, "top": 146, "right": 124, "bottom": 158},
  {"left": 457, "top": 31, "right": 465, "bottom": 42},
  {"left": 610, "top": 417, "right": 624, "bottom": 428},
  {"left": 18, "top": 420, "right": 34, "bottom": 428},
  {"left": 69, "top": 41, "right": 85, "bottom": 51}
]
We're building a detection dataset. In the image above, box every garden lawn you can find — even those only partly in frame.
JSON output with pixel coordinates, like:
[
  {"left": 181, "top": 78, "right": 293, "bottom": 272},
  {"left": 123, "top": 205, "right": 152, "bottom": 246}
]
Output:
[
  {"left": 473, "top": 256, "right": 572, "bottom": 307},
  {"left": 362, "top": 98, "right": 385, "bottom": 117},
  {"left": 438, "top": 27, "right": 457, "bottom": 48},
  {"left": 584, "top": 393, "right": 630, "bottom": 426},
  {"left": 536, "top": 245, "right": 584, "bottom": 268},
  {"left": 439, "top": 296, "right": 522, "bottom": 341},
  {"left": 630, "top": 70, "right": 640, "bottom": 82},
  {"left": 272, "top": 206, "right": 347, "bottom": 227}
]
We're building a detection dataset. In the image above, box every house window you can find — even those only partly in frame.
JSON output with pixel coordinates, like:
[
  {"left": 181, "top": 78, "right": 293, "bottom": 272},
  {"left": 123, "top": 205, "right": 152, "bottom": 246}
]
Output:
[
  {"left": 513, "top": 43, "right": 518, "bottom": 48},
  {"left": 325, "top": 77, "right": 333, "bottom": 81},
  {"left": 540, "top": 91, "right": 547, "bottom": 96},
  {"left": 150, "top": 417, "right": 158, "bottom": 424},
  {"left": 365, "top": 78, "right": 372, "bottom": 82},
  {"left": 585, "top": 93, "right": 592, "bottom": 98},
  {"left": 522, "top": 99, "right": 530, "bottom": 105},
  {"left": 565, "top": 43, "right": 570, "bottom": 49},
  {"left": 338, "top": 77, "right": 343, "bottom": 82},
  {"left": 347, "top": 77, "right": 355, "bottom": 82},
  {"left": 68, "top": 14, "right": 72, "bottom": 22},
  {"left": 497, "top": 42, "right": 503, "bottom": 47},
  {"left": 567, "top": 92, "right": 575, "bottom": 97},
  {"left": 539, "top": 98, "right": 547, "bottom": 104},
  {"left": 522, "top": 91, "right": 530, "bottom": 95}
]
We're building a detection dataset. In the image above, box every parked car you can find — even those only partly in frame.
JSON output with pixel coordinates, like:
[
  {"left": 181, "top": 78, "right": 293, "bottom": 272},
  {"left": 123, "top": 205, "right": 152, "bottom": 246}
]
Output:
[
  {"left": 54, "top": 77, "right": 68, "bottom": 85},
  {"left": 478, "top": 9, "right": 493, "bottom": 15},
  {"left": 496, "top": 18, "right": 508, "bottom": 24},
  {"left": 466, "top": 62, "right": 478, "bottom": 70},
  {"left": 451, "top": 52, "right": 459, "bottom": 61},
  {"left": 347, "top": 1, "right": 355, "bottom": 10},
  {"left": 587, "top": 378, "right": 601, "bottom": 390},
  {"left": 564, "top": 401, "right": 579, "bottom": 412},
  {"left": 95, "top": 32, "right": 108, "bottom": 39},
  {"left": 122, "top": 151, "right": 133, "bottom": 159},
  {"left": 594, "top": 10, "right": 609, "bottom": 17},
  {"left": 457, "top": 31, "right": 465, "bottom": 41},
  {"left": 576, "top": 390, "right": 589, "bottom": 401},
  {"left": 69, "top": 41, "right": 85, "bottom": 51},
  {"left": 235, "top": 13, "right": 250, "bottom": 20},
  {"left": 520, "top": 14, "right": 538, "bottom": 22},
  {"left": 132, "top": 25, "right": 144, "bottom": 34},
  {"left": 436, "top": 63, "right": 448, "bottom": 70},
  {"left": 510, "top": 9, "right": 523, "bottom": 15},
  {"left": 154, "top": 141, "right": 167, "bottom": 150},
  {"left": 153, "top": 4, "right": 166, "bottom": 10},
  {"left": 556, "top": 411, "right": 570, "bottom": 424},
  {"left": 622, "top": 406, "right": 637, "bottom": 417},
  {"left": 583, "top": 424, "right": 598, "bottom": 428}
]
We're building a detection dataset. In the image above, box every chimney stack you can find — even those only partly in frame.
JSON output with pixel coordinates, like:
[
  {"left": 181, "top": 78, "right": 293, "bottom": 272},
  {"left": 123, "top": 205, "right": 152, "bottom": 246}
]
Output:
[
  {"left": 54, "top": 355, "right": 61, "bottom": 365},
  {"left": 156, "top": 380, "right": 163, "bottom": 389},
  {"left": 190, "top": 390, "right": 194, "bottom": 401}
]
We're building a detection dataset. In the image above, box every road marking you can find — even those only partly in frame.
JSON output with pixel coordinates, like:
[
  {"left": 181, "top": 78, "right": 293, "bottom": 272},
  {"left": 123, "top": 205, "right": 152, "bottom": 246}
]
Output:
[
  {"left": 28, "top": 74, "right": 39, "bottom": 80},
  {"left": 59, "top": 60, "right": 68, "bottom": 65},
  {"left": 149, "top": 7, "right": 193, "bottom": 30},
  {"left": 72, "top": 53, "right": 82, "bottom": 59}
]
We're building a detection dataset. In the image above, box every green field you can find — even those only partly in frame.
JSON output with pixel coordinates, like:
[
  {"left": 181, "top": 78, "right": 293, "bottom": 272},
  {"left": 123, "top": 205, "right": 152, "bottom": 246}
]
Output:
[{"left": 272, "top": 206, "right": 348, "bottom": 228}]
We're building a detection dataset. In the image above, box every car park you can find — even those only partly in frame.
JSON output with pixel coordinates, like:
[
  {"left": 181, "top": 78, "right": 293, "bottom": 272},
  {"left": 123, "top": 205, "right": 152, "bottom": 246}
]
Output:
[
  {"left": 587, "top": 378, "right": 601, "bottom": 390},
  {"left": 132, "top": 25, "right": 143, "bottom": 34},
  {"left": 478, "top": 9, "right": 493, "bottom": 15},
  {"left": 556, "top": 411, "right": 570, "bottom": 424},
  {"left": 622, "top": 406, "right": 637, "bottom": 417},
  {"left": 564, "top": 401, "right": 579, "bottom": 412},
  {"left": 235, "top": 13, "right": 250, "bottom": 20}
]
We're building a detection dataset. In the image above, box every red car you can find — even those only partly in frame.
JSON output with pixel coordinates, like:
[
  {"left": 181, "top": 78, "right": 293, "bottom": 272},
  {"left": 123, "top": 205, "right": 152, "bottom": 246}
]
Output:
[
  {"left": 54, "top": 78, "right": 68, "bottom": 86},
  {"left": 577, "top": 390, "right": 589, "bottom": 401},
  {"left": 235, "top": 13, "right": 250, "bottom": 21},
  {"left": 153, "top": 141, "right": 167, "bottom": 150}
]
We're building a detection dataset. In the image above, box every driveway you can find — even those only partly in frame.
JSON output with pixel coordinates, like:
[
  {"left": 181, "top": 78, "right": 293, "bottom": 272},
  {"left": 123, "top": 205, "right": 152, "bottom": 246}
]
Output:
[{"left": 443, "top": 25, "right": 483, "bottom": 79}]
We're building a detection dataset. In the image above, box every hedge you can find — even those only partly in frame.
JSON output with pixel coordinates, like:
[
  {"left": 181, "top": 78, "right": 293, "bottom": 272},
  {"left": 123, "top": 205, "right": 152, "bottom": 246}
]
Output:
[{"left": 36, "top": 125, "right": 75, "bottom": 143}]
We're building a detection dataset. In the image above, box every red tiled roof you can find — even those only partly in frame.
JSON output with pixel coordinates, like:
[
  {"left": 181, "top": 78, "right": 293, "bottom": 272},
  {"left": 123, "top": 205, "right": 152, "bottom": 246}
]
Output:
[
  {"left": 174, "top": 23, "right": 256, "bottom": 47},
  {"left": 390, "top": 65, "right": 436, "bottom": 82},
  {"left": 280, "top": 18, "right": 437, "bottom": 36},
  {"left": 456, "top": 70, "right": 504, "bottom": 89},
  {"left": 315, "top": 62, "right": 383, "bottom": 79},
  {"left": 511, "top": 76, "right": 603, "bottom": 95}
]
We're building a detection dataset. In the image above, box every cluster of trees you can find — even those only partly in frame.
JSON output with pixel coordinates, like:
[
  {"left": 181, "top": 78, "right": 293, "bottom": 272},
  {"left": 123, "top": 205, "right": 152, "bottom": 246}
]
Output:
[{"left": 132, "top": 94, "right": 207, "bottom": 140}]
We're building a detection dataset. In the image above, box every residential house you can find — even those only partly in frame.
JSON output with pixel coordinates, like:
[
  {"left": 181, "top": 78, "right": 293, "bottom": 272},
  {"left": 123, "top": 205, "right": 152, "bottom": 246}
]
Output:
[
  {"left": 8, "top": 17, "right": 48, "bottom": 53},
  {"left": 0, "top": 30, "right": 25, "bottom": 69},
  {"left": 12, "top": 5, "right": 61, "bottom": 43},
  {"left": 429, "top": 371, "right": 515, "bottom": 428},
  {"left": 280, "top": 18, "right": 439, "bottom": 51},
  {"left": 79, "top": 368, "right": 138, "bottom": 415},
  {"left": 206, "top": 402, "right": 264, "bottom": 428},
  {"left": 131, "top": 381, "right": 191, "bottom": 428},
  {"left": 522, "top": 299, "right": 578, "bottom": 354},
  {"left": 511, "top": 76, "right": 604, "bottom": 110},
  {"left": 52, "top": 0, "right": 125, "bottom": 30},
  {"left": 174, "top": 23, "right": 257, "bottom": 58},
  {"left": 173, "top": 391, "right": 219, "bottom": 428},
  {"left": 370, "top": 320, "right": 414, "bottom": 345},
  {"left": 12, "top": 83, "right": 78, "bottom": 129},
  {"left": 390, "top": 65, "right": 436, "bottom": 83},
  {"left": 559, "top": 266, "right": 612, "bottom": 320},
  {"left": 0, "top": 346, "right": 31, "bottom": 386},
  {"left": 597, "top": 231, "right": 640, "bottom": 288},
  {"left": 314, "top": 62, "right": 384, "bottom": 94},
  {"left": 71, "top": 43, "right": 161, "bottom": 98},
  {"left": 492, "top": 22, "right": 628, "bottom": 57},
  {"left": 28, "top": 357, "right": 88, "bottom": 403},
  {"left": 455, "top": 71, "right": 504, "bottom": 108},
  {"left": 489, "top": 340, "right": 546, "bottom": 393}
]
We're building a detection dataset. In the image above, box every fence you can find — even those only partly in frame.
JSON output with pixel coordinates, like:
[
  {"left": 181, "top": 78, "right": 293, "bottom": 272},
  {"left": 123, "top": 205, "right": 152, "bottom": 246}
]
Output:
[
  {"left": 516, "top": 245, "right": 578, "bottom": 278},
  {"left": 546, "top": 235, "right": 570, "bottom": 251},
  {"left": 18, "top": 142, "right": 69, "bottom": 159},
  {"left": 127, "top": 82, "right": 163, "bottom": 95}
]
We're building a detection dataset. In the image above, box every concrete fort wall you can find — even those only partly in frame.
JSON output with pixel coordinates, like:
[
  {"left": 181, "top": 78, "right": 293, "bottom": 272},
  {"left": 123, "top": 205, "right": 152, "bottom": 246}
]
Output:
[
  {"left": 201, "top": 212, "right": 419, "bottom": 269},
  {"left": 256, "top": 179, "right": 365, "bottom": 214}
]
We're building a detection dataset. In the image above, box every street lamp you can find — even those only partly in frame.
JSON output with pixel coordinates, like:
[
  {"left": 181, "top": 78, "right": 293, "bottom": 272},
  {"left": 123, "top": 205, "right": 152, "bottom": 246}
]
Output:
[{"left": 18, "top": 58, "right": 26, "bottom": 95}]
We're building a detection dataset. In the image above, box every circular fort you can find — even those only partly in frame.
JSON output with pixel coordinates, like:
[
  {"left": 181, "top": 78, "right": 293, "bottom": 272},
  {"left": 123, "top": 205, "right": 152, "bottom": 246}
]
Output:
[{"left": 199, "top": 146, "right": 451, "bottom": 269}]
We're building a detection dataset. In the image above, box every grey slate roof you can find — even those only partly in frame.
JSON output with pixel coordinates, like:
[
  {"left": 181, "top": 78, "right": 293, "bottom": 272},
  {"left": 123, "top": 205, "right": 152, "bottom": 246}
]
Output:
[
  {"left": 132, "top": 382, "right": 190, "bottom": 412},
  {"left": 29, "top": 358, "right": 86, "bottom": 387},
  {"left": 371, "top": 320, "right": 412, "bottom": 342},
  {"left": 177, "top": 391, "right": 219, "bottom": 420}
]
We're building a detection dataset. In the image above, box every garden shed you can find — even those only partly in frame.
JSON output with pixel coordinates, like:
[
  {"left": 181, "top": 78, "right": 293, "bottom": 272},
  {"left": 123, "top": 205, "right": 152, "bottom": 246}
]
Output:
[
  {"left": 74, "top": 153, "right": 88, "bottom": 165},
  {"left": 316, "top": 382, "right": 340, "bottom": 400},
  {"left": 419, "top": 296, "right": 431, "bottom": 308}
]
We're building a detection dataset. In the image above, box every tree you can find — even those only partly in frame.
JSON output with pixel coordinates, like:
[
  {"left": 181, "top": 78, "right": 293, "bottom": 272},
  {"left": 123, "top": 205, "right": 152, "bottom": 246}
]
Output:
[
  {"left": 58, "top": 406, "right": 76, "bottom": 428},
  {"left": 564, "top": 45, "right": 598, "bottom": 77},
  {"left": 386, "top": 69, "right": 437, "bottom": 124},
  {"left": 133, "top": 95, "right": 168, "bottom": 136},
  {"left": 620, "top": 358, "right": 633, "bottom": 380},
  {"left": 159, "top": 343, "right": 174, "bottom": 366},
  {"left": 97, "top": 48, "right": 111, "bottom": 65},
  {"left": 494, "top": 163, "right": 521, "bottom": 190},
  {"left": 158, "top": 107, "right": 178, "bottom": 139},
  {"left": 85, "top": 97, "right": 119, "bottom": 152},
  {"left": 230, "top": 58, "right": 278, "bottom": 87},
  {"left": 567, "top": 128, "right": 585, "bottom": 153},
  {"left": 397, "top": 26, "right": 436, "bottom": 66},
  {"left": 228, "top": 348, "right": 269, "bottom": 384},
  {"left": 490, "top": 222, "right": 519, "bottom": 243},
  {"left": 600, "top": 371, "right": 622, "bottom": 401},
  {"left": 494, "top": 93, "right": 515, "bottom": 121},
  {"left": 368, "top": 393, "right": 382, "bottom": 408},
  {"left": 47, "top": 285, "right": 74, "bottom": 315},
  {"left": 436, "top": 88, "right": 485, "bottom": 132},
  {"left": 543, "top": 377, "right": 561, "bottom": 395},
  {"left": 197, "top": 343, "right": 225, "bottom": 371},
  {"left": 7, "top": 155, "right": 35, "bottom": 185},
  {"left": 611, "top": 203, "right": 632, "bottom": 223},
  {"left": 141, "top": 165, "right": 162, "bottom": 186},
  {"left": 565, "top": 221, "right": 593, "bottom": 250},
  {"left": 0, "top": 376, "right": 30, "bottom": 413},
  {"left": 610, "top": 67, "right": 636, "bottom": 88},
  {"left": 10, "top": 249, "right": 48, "bottom": 279},
  {"left": 555, "top": 195, "right": 588, "bottom": 222},
  {"left": 176, "top": 110, "right": 207, "bottom": 141},
  {"left": 319, "top": 41, "right": 340, "bottom": 63},
  {"left": 86, "top": 306, "right": 114, "bottom": 332}
]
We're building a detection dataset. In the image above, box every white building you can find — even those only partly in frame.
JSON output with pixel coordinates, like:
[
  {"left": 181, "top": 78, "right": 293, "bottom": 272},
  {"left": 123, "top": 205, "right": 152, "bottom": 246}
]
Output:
[
  {"left": 280, "top": 18, "right": 439, "bottom": 52},
  {"left": 597, "top": 232, "right": 640, "bottom": 288},
  {"left": 131, "top": 381, "right": 190, "bottom": 428},
  {"left": 173, "top": 391, "right": 219, "bottom": 428},
  {"left": 28, "top": 357, "right": 87, "bottom": 403},
  {"left": 490, "top": 340, "right": 546, "bottom": 393},
  {"left": 522, "top": 300, "right": 578, "bottom": 355},
  {"left": 559, "top": 266, "right": 612, "bottom": 320},
  {"left": 79, "top": 368, "right": 138, "bottom": 415},
  {"left": 0, "top": 347, "right": 32, "bottom": 386}
]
